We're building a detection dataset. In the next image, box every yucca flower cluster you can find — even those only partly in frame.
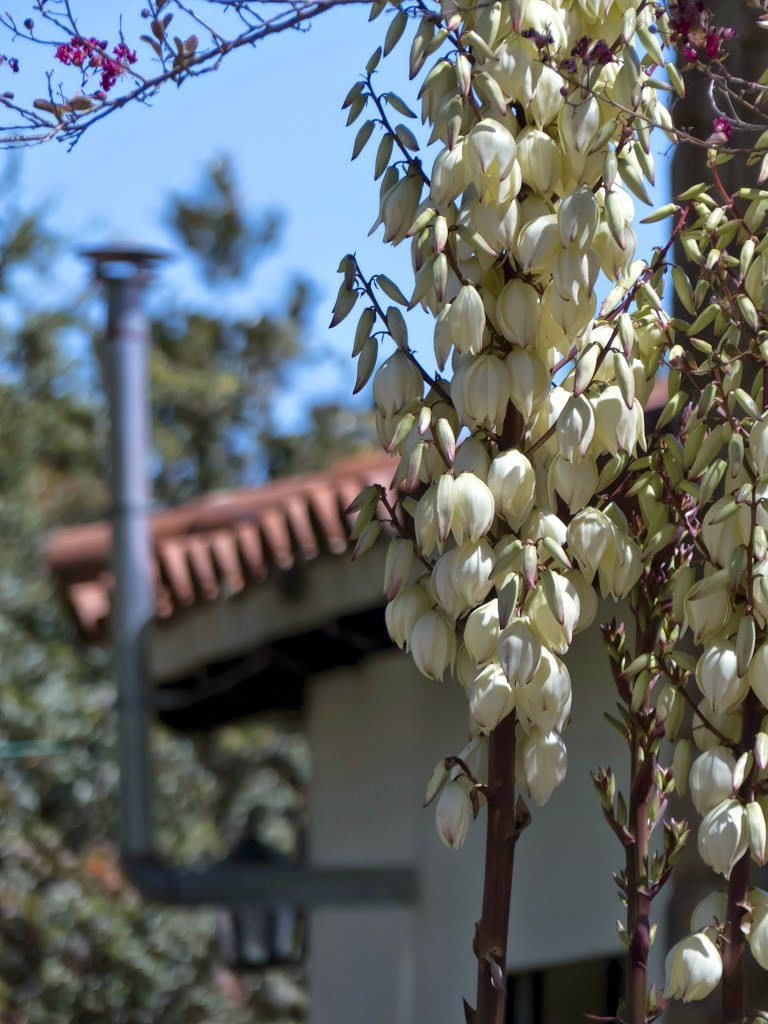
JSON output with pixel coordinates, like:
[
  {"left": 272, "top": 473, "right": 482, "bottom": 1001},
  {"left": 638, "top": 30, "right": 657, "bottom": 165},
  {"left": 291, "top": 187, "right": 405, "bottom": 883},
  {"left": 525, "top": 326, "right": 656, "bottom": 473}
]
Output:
[
  {"left": 336, "top": 0, "right": 768, "bottom": 1017},
  {"left": 338, "top": 0, "right": 668, "bottom": 820}
]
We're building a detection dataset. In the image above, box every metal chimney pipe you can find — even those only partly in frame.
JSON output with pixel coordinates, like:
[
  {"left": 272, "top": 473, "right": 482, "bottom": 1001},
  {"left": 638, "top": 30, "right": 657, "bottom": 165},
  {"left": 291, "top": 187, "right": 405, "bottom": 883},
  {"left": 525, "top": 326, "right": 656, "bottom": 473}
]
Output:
[
  {"left": 83, "top": 244, "right": 166, "bottom": 859},
  {"left": 81, "top": 244, "right": 418, "bottom": 909}
]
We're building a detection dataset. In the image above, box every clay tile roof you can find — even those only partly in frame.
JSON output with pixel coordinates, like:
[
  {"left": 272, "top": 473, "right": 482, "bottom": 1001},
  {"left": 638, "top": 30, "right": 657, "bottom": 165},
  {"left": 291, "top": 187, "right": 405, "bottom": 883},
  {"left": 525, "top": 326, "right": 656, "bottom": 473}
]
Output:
[
  {"left": 47, "top": 451, "right": 398, "bottom": 642},
  {"left": 47, "top": 378, "right": 670, "bottom": 644}
]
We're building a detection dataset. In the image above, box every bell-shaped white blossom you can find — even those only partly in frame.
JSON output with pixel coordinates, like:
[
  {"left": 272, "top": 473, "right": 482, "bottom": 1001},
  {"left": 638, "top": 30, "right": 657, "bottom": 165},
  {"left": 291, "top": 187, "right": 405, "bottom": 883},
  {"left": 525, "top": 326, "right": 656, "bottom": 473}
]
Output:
[
  {"left": 465, "top": 119, "right": 519, "bottom": 202},
  {"left": 749, "top": 412, "right": 768, "bottom": 475},
  {"left": 565, "top": 568, "right": 597, "bottom": 634},
  {"left": 451, "top": 539, "right": 495, "bottom": 607},
  {"left": 558, "top": 93, "right": 600, "bottom": 156},
  {"left": 747, "top": 641, "right": 768, "bottom": 709},
  {"left": 435, "top": 780, "right": 472, "bottom": 849},
  {"left": 506, "top": 349, "right": 550, "bottom": 421},
  {"left": 689, "top": 746, "right": 738, "bottom": 817},
  {"left": 597, "top": 526, "right": 643, "bottom": 601},
  {"left": 558, "top": 186, "right": 600, "bottom": 250},
  {"left": 373, "top": 351, "right": 423, "bottom": 416},
  {"left": 487, "top": 450, "right": 536, "bottom": 531},
  {"left": 496, "top": 279, "right": 540, "bottom": 347},
  {"left": 515, "top": 126, "right": 561, "bottom": 194},
  {"left": 593, "top": 386, "right": 645, "bottom": 456},
  {"left": 454, "top": 436, "right": 491, "bottom": 480},
  {"left": 552, "top": 244, "right": 600, "bottom": 304},
  {"left": 521, "top": 727, "right": 567, "bottom": 806},
  {"left": 549, "top": 455, "right": 598, "bottom": 514},
  {"left": 684, "top": 570, "right": 732, "bottom": 645},
  {"left": 701, "top": 498, "right": 751, "bottom": 568},
  {"left": 433, "top": 548, "right": 472, "bottom": 621},
  {"left": 446, "top": 284, "right": 486, "bottom": 355},
  {"left": 516, "top": 647, "right": 572, "bottom": 735},
  {"left": 411, "top": 609, "right": 457, "bottom": 680},
  {"left": 471, "top": 196, "right": 520, "bottom": 255},
  {"left": 385, "top": 583, "right": 432, "bottom": 650},
  {"left": 693, "top": 701, "right": 743, "bottom": 753},
  {"left": 452, "top": 352, "right": 511, "bottom": 431},
  {"left": 451, "top": 473, "right": 495, "bottom": 544},
  {"left": 698, "top": 798, "right": 748, "bottom": 879},
  {"left": 464, "top": 598, "right": 500, "bottom": 665},
  {"left": 664, "top": 934, "right": 722, "bottom": 1003},
  {"left": 525, "top": 573, "right": 581, "bottom": 655},
  {"left": 498, "top": 617, "right": 542, "bottom": 687},
  {"left": 567, "top": 508, "right": 613, "bottom": 582},
  {"left": 469, "top": 661, "right": 516, "bottom": 733},
  {"left": 557, "top": 394, "right": 595, "bottom": 462},
  {"left": 518, "top": 214, "right": 560, "bottom": 277},
  {"left": 748, "top": 899, "right": 768, "bottom": 970},
  {"left": 690, "top": 891, "right": 728, "bottom": 935},
  {"left": 696, "top": 640, "right": 748, "bottom": 713}
]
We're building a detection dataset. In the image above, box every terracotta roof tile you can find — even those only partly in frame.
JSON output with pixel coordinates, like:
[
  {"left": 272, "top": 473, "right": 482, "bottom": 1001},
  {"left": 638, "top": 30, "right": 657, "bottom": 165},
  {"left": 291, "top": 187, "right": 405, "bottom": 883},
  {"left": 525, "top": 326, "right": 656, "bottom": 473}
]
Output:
[
  {"left": 47, "top": 451, "right": 397, "bottom": 641},
  {"left": 47, "top": 378, "right": 670, "bottom": 643}
]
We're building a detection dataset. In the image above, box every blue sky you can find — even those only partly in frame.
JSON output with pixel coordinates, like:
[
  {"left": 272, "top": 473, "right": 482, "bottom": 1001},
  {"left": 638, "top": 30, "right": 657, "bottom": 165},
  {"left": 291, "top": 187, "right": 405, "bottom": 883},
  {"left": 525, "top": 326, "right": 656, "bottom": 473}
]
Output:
[{"left": 7, "top": 1, "right": 670, "bottom": 431}]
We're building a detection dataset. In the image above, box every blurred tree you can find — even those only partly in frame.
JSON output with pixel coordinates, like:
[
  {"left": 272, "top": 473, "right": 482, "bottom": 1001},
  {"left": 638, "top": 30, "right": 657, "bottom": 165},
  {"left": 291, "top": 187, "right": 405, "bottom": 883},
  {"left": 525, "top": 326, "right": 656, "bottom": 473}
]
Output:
[{"left": 0, "top": 157, "right": 372, "bottom": 1022}]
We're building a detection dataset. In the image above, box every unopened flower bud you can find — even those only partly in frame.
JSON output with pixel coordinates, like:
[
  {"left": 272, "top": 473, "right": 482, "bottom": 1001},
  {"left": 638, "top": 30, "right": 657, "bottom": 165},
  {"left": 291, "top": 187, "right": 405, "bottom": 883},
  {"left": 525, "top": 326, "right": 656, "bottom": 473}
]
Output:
[
  {"left": 464, "top": 598, "right": 500, "bottom": 664},
  {"left": 698, "top": 798, "right": 748, "bottom": 878},
  {"left": 672, "top": 740, "right": 692, "bottom": 799},
  {"left": 664, "top": 933, "right": 722, "bottom": 1003},
  {"left": 411, "top": 609, "right": 457, "bottom": 680},
  {"left": 435, "top": 780, "right": 472, "bottom": 848},
  {"left": 384, "top": 538, "right": 414, "bottom": 600},
  {"left": 657, "top": 683, "right": 684, "bottom": 741},
  {"left": 521, "top": 727, "right": 567, "bottom": 806},
  {"left": 750, "top": 413, "right": 768, "bottom": 475},
  {"left": 747, "top": 801, "right": 767, "bottom": 866},
  {"left": 690, "top": 746, "right": 737, "bottom": 816}
]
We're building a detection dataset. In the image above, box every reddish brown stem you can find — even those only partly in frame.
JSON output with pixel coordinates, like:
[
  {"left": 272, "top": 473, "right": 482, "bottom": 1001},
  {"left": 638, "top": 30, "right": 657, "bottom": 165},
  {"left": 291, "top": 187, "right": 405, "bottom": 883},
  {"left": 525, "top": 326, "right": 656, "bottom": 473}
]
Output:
[
  {"left": 626, "top": 748, "right": 652, "bottom": 1024},
  {"left": 475, "top": 711, "right": 519, "bottom": 1024},
  {"left": 722, "top": 849, "right": 750, "bottom": 1024}
]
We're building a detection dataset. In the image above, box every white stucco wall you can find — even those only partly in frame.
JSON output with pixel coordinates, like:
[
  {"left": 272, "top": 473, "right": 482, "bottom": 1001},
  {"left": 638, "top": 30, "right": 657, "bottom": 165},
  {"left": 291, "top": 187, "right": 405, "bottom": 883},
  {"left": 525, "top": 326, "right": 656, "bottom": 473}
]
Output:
[{"left": 306, "top": 611, "right": 672, "bottom": 1023}]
